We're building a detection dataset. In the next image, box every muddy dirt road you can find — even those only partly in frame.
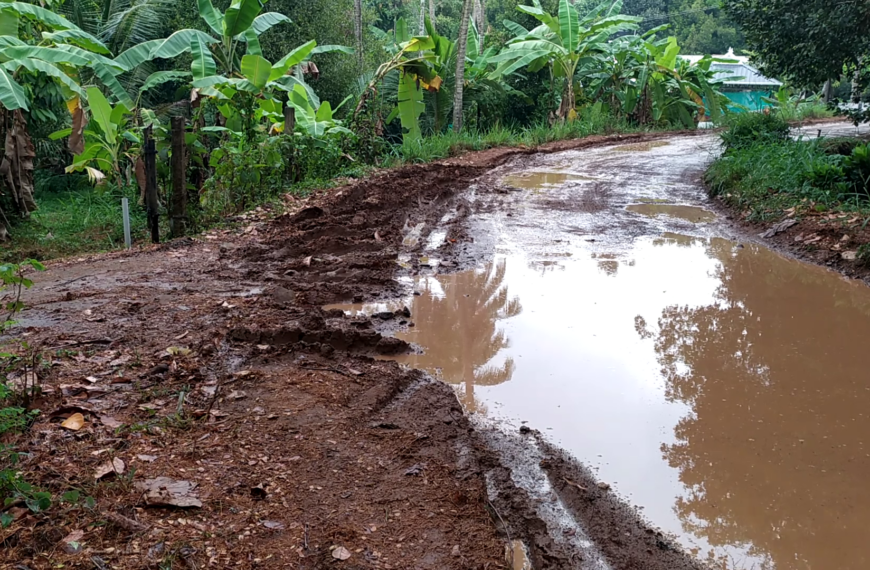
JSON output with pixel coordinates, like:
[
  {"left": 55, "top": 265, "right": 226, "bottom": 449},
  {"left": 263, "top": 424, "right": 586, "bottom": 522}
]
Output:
[{"left": 4, "top": 126, "right": 870, "bottom": 570}]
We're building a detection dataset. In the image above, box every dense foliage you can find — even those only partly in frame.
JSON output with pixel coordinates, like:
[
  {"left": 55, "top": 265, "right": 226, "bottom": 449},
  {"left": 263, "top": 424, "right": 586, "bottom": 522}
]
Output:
[
  {"left": 722, "top": 0, "right": 870, "bottom": 88},
  {"left": 0, "top": 0, "right": 740, "bottom": 256}
]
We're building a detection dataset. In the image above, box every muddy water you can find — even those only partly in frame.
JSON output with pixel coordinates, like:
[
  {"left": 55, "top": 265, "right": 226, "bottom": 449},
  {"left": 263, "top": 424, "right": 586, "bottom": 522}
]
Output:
[
  {"left": 626, "top": 204, "right": 716, "bottom": 223},
  {"left": 336, "top": 132, "right": 870, "bottom": 569},
  {"left": 503, "top": 171, "right": 595, "bottom": 190}
]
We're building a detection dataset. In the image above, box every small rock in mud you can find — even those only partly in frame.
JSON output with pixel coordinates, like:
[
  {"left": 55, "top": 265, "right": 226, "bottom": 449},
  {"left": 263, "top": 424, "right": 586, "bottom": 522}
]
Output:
[
  {"left": 519, "top": 425, "right": 532, "bottom": 435},
  {"left": 395, "top": 306, "right": 411, "bottom": 318},
  {"left": 374, "top": 311, "right": 394, "bottom": 320},
  {"left": 597, "top": 481, "right": 611, "bottom": 491}
]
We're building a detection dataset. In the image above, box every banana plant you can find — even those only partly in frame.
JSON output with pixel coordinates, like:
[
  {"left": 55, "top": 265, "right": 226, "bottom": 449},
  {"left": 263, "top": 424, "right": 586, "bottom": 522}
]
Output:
[
  {"left": 55, "top": 87, "right": 137, "bottom": 189},
  {"left": 114, "top": 0, "right": 288, "bottom": 77},
  {"left": 0, "top": 2, "right": 124, "bottom": 217},
  {"left": 490, "top": 0, "right": 639, "bottom": 121},
  {"left": 354, "top": 18, "right": 441, "bottom": 144},
  {"left": 0, "top": 2, "right": 117, "bottom": 111}
]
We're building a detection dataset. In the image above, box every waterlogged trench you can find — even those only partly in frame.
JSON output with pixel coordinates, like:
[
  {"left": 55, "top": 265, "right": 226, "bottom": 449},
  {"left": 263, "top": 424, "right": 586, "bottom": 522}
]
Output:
[{"left": 336, "top": 132, "right": 870, "bottom": 569}]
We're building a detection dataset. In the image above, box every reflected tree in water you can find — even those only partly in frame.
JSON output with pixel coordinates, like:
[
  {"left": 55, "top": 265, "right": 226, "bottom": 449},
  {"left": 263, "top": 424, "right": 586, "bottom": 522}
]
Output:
[
  {"left": 406, "top": 260, "right": 522, "bottom": 412},
  {"left": 644, "top": 237, "right": 870, "bottom": 570}
]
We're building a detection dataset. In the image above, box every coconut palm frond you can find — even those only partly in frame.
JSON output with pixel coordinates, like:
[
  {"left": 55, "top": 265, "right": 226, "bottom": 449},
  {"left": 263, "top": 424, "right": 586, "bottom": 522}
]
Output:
[
  {"left": 102, "top": 0, "right": 174, "bottom": 55},
  {"left": 59, "top": 0, "right": 101, "bottom": 36}
]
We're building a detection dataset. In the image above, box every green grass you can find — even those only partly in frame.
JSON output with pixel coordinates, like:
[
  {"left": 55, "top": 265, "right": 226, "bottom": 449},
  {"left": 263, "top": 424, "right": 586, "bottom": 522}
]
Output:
[
  {"left": 706, "top": 137, "right": 870, "bottom": 222},
  {"left": 774, "top": 102, "right": 835, "bottom": 123},
  {"left": 0, "top": 181, "right": 148, "bottom": 263},
  {"left": 389, "top": 110, "right": 645, "bottom": 165}
]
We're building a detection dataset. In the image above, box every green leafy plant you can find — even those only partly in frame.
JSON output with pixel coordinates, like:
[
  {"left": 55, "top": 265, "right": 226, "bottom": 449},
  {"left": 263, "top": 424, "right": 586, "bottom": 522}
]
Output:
[
  {"left": 720, "top": 112, "right": 790, "bottom": 151},
  {"left": 1, "top": 258, "right": 46, "bottom": 527},
  {"left": 490, "top": 0, "right": 640, "bottom": 122},
  {"left": 354, "top": 18, "right": 442, "bottom": 145},
  {"left": 53, "top": 87, "right": 137, "bottom": 189}
]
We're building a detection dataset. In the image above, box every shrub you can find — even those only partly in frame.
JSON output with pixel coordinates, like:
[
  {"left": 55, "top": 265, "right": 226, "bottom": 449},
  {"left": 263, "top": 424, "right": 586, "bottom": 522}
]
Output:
[
  {"left": 720, "top": 113, "right": 790, "bottom": 151},
  {"left": 200, "top": 132, "right": 358, "bottom": 222}
]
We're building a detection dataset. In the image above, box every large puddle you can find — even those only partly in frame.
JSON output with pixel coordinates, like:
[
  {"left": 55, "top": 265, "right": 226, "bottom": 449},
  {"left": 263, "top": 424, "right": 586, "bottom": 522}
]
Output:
[
  {"left": 332, "top": 133, "right": 870, "bottom": 569},
  {"left": 340, "top": 236, "right": 870, "bottom": 569}
]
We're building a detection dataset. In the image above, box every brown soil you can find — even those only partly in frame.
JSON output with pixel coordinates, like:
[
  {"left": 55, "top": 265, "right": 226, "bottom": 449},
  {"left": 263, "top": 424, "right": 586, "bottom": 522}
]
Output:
[{"left": 2, "top": 130, "right": 708, "bottom": 570}]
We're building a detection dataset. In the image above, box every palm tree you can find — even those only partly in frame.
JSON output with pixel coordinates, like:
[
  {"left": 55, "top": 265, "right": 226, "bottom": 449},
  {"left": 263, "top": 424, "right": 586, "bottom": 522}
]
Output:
[
  {"left": 61, "top": 0, "right": 173, "bottom": 97},
  {"left": 452, "top": 0, "right": 472, "bottom": 132},
  {"left": 62, "top": 0, "right": 172, "bottom": 57},
  {"left": 354, "top": 0, "right": 363, "bottom": 68}
]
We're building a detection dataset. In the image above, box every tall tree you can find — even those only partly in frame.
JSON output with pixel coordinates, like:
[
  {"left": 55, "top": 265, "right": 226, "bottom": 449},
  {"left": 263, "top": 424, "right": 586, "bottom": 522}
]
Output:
[
  {"left": 723, "top": 0, "right": 870, "bottom": 87},
  {"left": 354, "top": 0, "right": 363, "bottom": 67},
  {"left": 473, "top": 0, "right": 485, "bottom": 45},
  {"left": 452, "top": 0, "right": 472, "bottom": 132}
]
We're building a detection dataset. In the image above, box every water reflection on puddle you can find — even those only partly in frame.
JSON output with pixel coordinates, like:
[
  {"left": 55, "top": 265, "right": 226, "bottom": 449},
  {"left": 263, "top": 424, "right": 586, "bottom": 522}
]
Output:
[
  {"left": 332, "top": 235, "right": 870, "bottom": 569},
  {"left": 626, "top": 203, "right": 716, "bottom": 223},
  {"left": 503, "top": 171, "right": 595, "bottom": 190}
]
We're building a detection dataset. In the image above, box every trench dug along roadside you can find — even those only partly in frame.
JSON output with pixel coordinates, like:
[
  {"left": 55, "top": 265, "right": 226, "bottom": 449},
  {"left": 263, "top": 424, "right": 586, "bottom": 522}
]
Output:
[{"left": 1, "top": 131, "right": 713, "bottom": 570}]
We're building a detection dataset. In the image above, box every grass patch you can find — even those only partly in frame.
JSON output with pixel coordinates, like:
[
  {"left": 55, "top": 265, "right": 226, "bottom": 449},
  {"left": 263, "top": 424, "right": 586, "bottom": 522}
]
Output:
[
  {"left": 706, "top": 134, "right": 870, "bottom": 222},
  {"left": 0, "top": 182, "right": 148, "bottom": 263}
]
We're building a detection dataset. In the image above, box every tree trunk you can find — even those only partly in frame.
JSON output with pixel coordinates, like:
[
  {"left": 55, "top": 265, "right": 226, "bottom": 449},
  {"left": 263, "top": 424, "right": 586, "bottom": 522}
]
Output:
[
  {"left": 354, "top": 0, "right": 363, "bottom": 68},
  {"left": 474, "top": 0, "right": 485, "bottom": 45},
  {"left": 429, "top": 0, "right": 436, "bottom": 23},
  {"left": 0, "top": 110, "right": 37, "bottom": 220},
  {"left": 823, "top": 79, "right": 833, "bottom": 103},
  {"left": 556, "top": 76, "right": 575, "bottom": 122},
  {"left": 452, "top": 0, "right": 472, "bottom": 133},
  {"left": 419, "top": 0, "right": 426, "bottom": 33}
]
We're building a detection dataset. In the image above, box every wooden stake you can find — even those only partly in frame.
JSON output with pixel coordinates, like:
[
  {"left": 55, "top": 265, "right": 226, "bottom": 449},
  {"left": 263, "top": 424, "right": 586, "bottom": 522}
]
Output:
[
  {"left": 284, "top": 106, "right": 296, "bottom": 135},
  {"left": 143, "top": 125, "right": 159, "bottom": 244}
]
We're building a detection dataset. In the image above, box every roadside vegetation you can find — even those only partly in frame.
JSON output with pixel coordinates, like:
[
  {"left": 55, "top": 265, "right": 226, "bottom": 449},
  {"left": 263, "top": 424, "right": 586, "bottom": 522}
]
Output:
[
  {"left": 706, "top": 113, "right": 870, "bottom": 222},
  {"left": 0, "top": 0, "right": 744, "bottom": 263}
]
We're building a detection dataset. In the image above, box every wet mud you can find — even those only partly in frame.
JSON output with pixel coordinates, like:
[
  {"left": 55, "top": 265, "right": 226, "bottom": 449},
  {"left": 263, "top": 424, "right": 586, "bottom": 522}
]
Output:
[
  {"left": 14, "top": 123, "right": 870, "bottom": 569},
  {"left": 2, "top": 130, "right": 710, "bottom": 570}
]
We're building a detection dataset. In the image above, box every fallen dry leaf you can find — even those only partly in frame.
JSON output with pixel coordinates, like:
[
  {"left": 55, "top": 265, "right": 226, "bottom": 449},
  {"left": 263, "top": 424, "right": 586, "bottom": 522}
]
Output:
[
  {"left": 95, "top": 458, "right": 125, "bottom": 480},
  {"left": 842, "top": 251, "right": 858, "bottom": 261},
  {"left": 61, "top": 413, "right": 85, "bottom": 431},
  {"left": 332, "top": 546, "right": 351, "bottom": 561},
  {"left": 61, "top": 529, "right": 84, "bottom": 554},
  {"left": 99, "top": 415, "right": 123, "bottom": 429},
  {"left": 108, "top": 355, "right": 131, "bottom": 367},
  {"left": 303, "top": 256, "right": 312, "bottom": 267},
  {"left": 227, "top": 390, "right": 247, "bottom": 401},
  {"left": 137, "top": 454, "right": 158, "bottom": 463},
  {"left": 136, "top": 478, "right": 202, "bottom": 508},
  {"left": 166, "top": 346, "right": 191, "bottom": 356},
  {"left": 262, "top": 521, "right": 284, "bottom": 530}
]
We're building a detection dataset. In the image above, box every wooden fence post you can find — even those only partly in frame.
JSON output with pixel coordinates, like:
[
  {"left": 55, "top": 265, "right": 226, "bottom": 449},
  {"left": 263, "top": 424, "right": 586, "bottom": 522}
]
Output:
[
  {"left": 284, "top": 106, "right": 296, "bottom": 134},
  {"left": 169, "top": 116, "right": 187, "bottom": 238},
  {"left": 143, "top": 125, "right": 159, "bottom": 244}
]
